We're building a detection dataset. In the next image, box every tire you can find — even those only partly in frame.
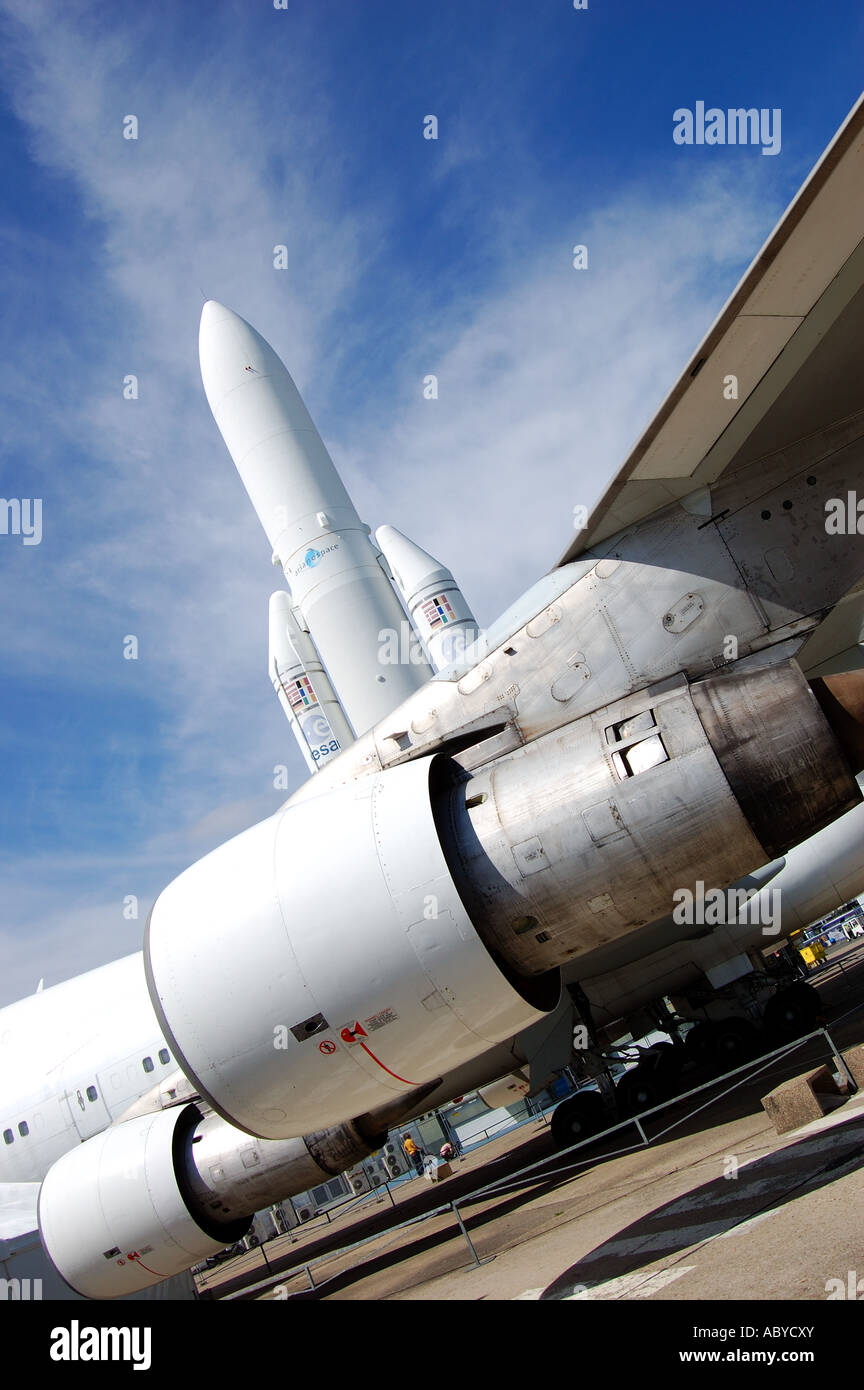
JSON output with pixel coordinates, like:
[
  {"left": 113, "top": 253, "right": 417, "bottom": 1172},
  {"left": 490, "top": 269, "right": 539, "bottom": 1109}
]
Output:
[
  {"left": 644, "top": 1041, "right": 680, "bottom": 1075},
  {"left": 550, "top": 1091, "right": 608, "bottom": 1148},
  {"left": 763, "top": 983, "right": 821, "bottom": 1041},
  {"left": 708, "top": 1017, "right": 758, "bottom": 1072},
  {"left": 646, "top": 1041, "right": 684, "bottom": 1086},
  {"left": 616, "top": 1043, "right": 682, "bottom": 1116},
  {"left": 683, "top": 1022, "right": 714, "bottom": 1068},
  {"left": 615, "top": 1065, "right": 664, "bottom": 1117}
]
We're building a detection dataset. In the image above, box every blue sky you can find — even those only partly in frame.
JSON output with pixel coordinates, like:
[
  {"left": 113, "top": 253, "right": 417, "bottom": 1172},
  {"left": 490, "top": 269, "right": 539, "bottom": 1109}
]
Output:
[{"left": 0, "top": 0, "right": 862, "bottom": 1003}]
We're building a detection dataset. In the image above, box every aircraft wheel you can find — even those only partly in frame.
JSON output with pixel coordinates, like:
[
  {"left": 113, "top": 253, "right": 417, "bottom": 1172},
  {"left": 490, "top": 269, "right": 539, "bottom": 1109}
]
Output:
[
  {"left": 763, "top": 983, "right": 821, "bottom": 1041},
  {"left": 550, "top": 1091, "right": 607, "bottom": 1149},
  {"left": 616, "top": 1065, "right": 663, "bottom": 1117},
  {"left": 616, "top": 1043, "right": 681, "bottom": 1116},
  {"left": 708, "top": 1017, "right": 758, "bottom": 1072},
  {"left": 683, "top": 1022, "right": 714, "bottom": 1067}
]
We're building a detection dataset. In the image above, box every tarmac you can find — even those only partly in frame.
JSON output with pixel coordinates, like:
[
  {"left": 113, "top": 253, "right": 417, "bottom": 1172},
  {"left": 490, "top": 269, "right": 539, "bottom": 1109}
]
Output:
[{"left": 196, "top": 939, "right": 864, "bottom": 1304}]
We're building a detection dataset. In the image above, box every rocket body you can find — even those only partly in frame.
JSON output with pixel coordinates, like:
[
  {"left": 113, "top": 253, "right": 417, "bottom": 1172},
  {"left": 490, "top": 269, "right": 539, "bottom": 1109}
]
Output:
[
  {"left": 268, "top": 591, "right": 352, "bottom": 774},
  {"left": 199, "top": 302, "right": 431, "bottom": 734},
  {"left": 376, "top": 525, "right": 480, "bottom": 671}
]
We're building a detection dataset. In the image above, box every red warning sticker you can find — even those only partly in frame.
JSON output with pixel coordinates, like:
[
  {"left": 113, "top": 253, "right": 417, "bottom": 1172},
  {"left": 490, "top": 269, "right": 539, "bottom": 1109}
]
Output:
[
  {"left": 337, "top": 1019, "right": 418, "bottom": 1086},
  {"left": 340, "top": 1021, "right": 367, "bottom": 1044},
  {"left": 318, "top": 1040, "right": 337, "bottom": 1055}
]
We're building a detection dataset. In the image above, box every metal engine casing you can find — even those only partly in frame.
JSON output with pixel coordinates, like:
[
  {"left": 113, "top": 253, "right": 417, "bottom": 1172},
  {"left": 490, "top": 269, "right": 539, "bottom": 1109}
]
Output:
[
  {"left": 145, "top": 755, "right": 557, "bottom": 1140},
  {"left": 37, "top": 1104, "right": 248, "bottom": 1300},
  {"left": 438, "top": 660, "right": 860, "bottom": 975}
]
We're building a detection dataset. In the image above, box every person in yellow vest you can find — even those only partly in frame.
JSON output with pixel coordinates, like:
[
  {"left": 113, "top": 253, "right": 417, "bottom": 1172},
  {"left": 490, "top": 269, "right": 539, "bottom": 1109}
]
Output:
[{"left": 402, "top": 1132, "right": 424, "bottom": 1175}]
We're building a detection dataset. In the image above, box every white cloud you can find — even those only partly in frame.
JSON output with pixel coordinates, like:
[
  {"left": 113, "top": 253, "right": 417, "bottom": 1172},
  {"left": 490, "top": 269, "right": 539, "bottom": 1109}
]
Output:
[
  {"left": 337, "top": 169, "right": 777, "bottom": 623},
  {"left": 0, "top": 3, "right": 788, "bottom": 999}
]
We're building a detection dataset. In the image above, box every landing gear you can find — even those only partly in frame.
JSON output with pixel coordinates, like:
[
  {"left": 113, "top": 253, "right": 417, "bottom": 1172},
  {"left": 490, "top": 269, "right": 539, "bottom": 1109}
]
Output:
[
  {"left": 549, "top": 1090, "right": 607, "bottom": 1147},
  {"left": 682, "top": 1021, "right": 713, "bottom": 1068},
  {"left": 548, "top": 967, "right": 827, "bottom": 1151},
  {"left": 762, "top": 982, "right": 821, "bottom": 1041},
  {"left": 707, "top": 1017, "right": 759, "bottom": 1071},
  {"left": 615, "top": 1067, "right": 661, "bottom": 1117},
  {"left": 615, "top": 1042, "right": 682, "bottom": 1117}
]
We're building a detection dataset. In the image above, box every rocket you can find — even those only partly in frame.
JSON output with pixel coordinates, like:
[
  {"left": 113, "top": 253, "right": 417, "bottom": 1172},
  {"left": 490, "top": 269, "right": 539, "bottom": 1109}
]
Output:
[
  {"left": 375, "top": 525, "right": 479, "bottom": 671},
  {"left": 268, "top": 590, "right": 353, "bottom": 773},
  {"left": 199, "top": 301, "right": 432, "bottom": 735}
]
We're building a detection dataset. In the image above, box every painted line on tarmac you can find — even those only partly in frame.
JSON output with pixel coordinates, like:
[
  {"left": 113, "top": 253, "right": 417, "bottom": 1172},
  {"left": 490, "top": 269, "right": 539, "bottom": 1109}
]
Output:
[{"left": 563, "top": 1265, "right": 697, "bottom": 1300}]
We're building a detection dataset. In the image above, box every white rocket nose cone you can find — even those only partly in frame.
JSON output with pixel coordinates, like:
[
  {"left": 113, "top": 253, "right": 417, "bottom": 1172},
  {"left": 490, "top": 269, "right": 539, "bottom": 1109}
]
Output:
[
  {"left": 196, "top": 299, "right": 433, "bottom": 733},
  {"left": 198, "top": 300, "right": 278, "bottom": 411},
  {"left": 199, "top": 298, "right": 237, "bottom": 331},
  {"left": 196, "top": 300, "right": 352, "bottom": 552},
  {"left": 376, "top": 525, "right": 453, "bottom": 594}
]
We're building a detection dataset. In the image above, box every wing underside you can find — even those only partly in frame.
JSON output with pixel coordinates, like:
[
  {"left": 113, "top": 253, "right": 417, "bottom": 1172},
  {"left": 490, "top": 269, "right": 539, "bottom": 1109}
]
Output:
[{"left": 560, "top": 93, "right": 864, "bottom": 566}]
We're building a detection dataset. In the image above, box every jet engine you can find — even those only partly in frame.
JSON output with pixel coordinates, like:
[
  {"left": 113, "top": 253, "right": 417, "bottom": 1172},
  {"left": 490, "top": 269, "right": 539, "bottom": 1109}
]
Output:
[
  {"left": 38, "top": 1086, "right": 439, "bottom": 1299},
  {"left": 145, "top": 658, "right": 859, "bottom": 1141},
  {"left": 438, "top": 659, "right": 862, "bottom": 975},
  {"left": 145, "top": 754, "right": 558, "bottom": 1140}
]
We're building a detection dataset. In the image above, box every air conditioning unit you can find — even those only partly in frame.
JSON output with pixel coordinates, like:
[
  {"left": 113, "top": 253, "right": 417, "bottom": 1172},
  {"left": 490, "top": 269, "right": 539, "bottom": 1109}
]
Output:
[
  {"left": 295, "top": 1206, "right": 314, "bottom": 1222},
  {"left": 384, "top": 1143, "right": 408, "bottom": 1175}
]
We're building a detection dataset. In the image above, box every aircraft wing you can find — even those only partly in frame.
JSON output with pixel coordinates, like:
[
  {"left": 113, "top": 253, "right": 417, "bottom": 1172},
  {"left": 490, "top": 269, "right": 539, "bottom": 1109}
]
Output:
[
  {"left": 0, "top": 1182, "right": 40, "bottom": 1240},
  {"left": 559, "top": 92, "right": 864, "bottom": 565}
]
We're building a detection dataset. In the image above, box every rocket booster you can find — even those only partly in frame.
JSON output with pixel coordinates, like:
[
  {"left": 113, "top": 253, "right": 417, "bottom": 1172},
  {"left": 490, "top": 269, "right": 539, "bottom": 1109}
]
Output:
[
  {"left": 375, "top": 525, "right": 480, "bottom": 671},
  {"left": 268, "top": 591, "right": 353, "bottom": 773},
  {"left": 199, "top": 301, "right": 432, "bottom": 734}
]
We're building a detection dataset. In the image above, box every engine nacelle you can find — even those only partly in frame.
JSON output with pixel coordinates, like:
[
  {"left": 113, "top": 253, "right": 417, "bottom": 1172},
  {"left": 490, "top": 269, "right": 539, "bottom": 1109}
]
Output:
[
  {"left": 437, "top": 660, "right": 861, "bottom": 975},
  {"left": 38, "top": 1105, "right": 248, "bottom": 1300},
  {"left": 146, "top": 755, "right": 557, "bottom": 1140},
  {"left": 38, "top": 1087, "right": 442, "bottom": 1298}
]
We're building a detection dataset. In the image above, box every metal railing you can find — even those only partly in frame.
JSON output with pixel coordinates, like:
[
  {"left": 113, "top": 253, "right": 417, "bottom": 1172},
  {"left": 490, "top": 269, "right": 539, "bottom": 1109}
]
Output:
[
  {"left": 451, "top": 1024, "right": 858, "bottom": 1211},
  {"left": 218, "top": 1022, "right": 860, "bottom": 1300}
]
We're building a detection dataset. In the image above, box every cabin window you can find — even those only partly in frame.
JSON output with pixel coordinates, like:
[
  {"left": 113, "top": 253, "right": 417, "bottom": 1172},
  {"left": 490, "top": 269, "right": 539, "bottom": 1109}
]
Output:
[
  {"left": 18, "top": 1121, "right": 29, "bottom": 1137},
  {"left": 159, "top": 1048, "right": 170, "bottom": 1065},
  {"left": 3, "top": 1129, "right": 12, "bottom": 1145},
  {"left": 86, "top": 1086, "right": 98, "bottom": 1102},
  {"left": 142, "top": 1056, "right": 154, "bottom": 1073}
]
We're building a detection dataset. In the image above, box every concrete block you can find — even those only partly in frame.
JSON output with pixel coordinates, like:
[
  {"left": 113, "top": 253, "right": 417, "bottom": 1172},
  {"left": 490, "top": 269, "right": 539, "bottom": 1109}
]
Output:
[
  {"left": 841, "top": 1044, "right": 864, "bottom": 1088},
  {"left": 761, "top": 1065, "right": 844, "bottom": 1135}
]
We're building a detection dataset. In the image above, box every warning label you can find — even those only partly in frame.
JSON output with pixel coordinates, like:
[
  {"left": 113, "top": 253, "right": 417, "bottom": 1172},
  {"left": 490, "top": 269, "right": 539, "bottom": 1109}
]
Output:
[
  {"left": 364, "top": 1007, "right": 399, "bottom": 1033},
  {"left": 340, "top": 1021, "right": 367, "bottom": 1044}
]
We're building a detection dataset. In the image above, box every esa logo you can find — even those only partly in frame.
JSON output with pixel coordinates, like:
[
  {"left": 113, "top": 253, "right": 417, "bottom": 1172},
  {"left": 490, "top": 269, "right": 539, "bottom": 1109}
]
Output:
[{"left": 311, "top": 740, "right": 340, "bottom": 762}]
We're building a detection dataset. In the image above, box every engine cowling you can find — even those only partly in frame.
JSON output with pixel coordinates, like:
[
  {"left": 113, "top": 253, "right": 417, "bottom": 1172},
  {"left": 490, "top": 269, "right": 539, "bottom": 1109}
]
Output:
[
  {"left": 38, "top": 1086, "right": 443, "bottom": 1299},
  {"left": 145, "top": 754, "right": 557, "bottom": 1140},
  {"left": 38, "top": 1105, "right": 248, "bottom": 1299},
  {"left": 437, "top": 659, "right": 861, "bottom": 975}
]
